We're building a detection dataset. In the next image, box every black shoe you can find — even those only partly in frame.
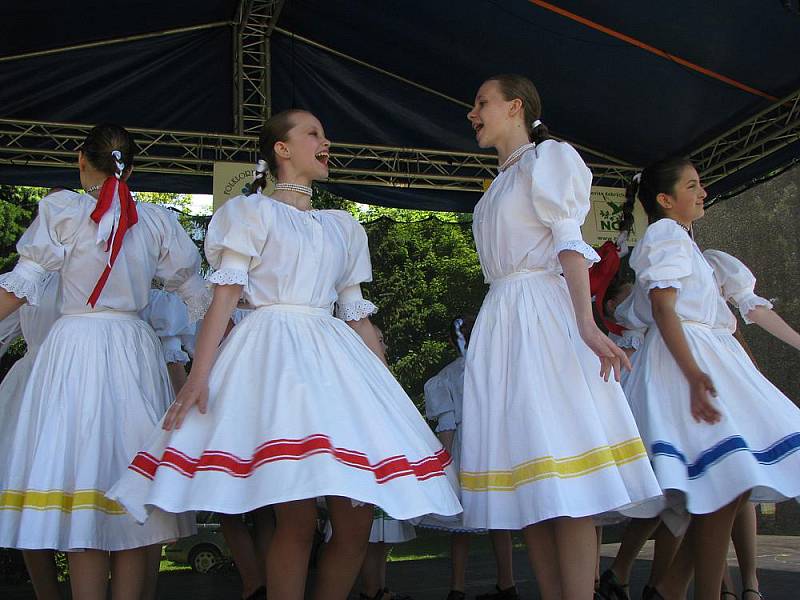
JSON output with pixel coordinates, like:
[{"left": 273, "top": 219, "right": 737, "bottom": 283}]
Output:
[
  {"left": 244, "top": 586, "right": 267, "bottom": 600},
  {"left": 598, "top": 570, "right": 630, "bottom": 600},
  {"left": 475, "top": 584, "right": 520, "bottom": 599},
  {"left": 641, "top": 586, "right": 665, "bottom": 600},
  {"left": 446, "top": 592, "right": 466, "bottom": 600}
]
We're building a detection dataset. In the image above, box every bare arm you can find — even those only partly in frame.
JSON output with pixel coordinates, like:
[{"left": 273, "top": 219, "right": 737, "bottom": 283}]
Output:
[
  {"left": 346, "top": 317, "right": 388, "bottom": 367},
  {"left": 0, "top": 290, "right": 25, "bottom": 322},
  {"left": 745, "top": 305, "right": 800, "bottom": 352},
  {"left": 650, "top": 287, "right": 720, "bottom": 424},
  {"left": 559, "top": 250, "right": 631, "bottom": 381},
  {"left": 436, "top": 429, "right": 455, "bottom": 454},
  {"left": 163, "top": 283, "right": 242, "bottom": 430}
]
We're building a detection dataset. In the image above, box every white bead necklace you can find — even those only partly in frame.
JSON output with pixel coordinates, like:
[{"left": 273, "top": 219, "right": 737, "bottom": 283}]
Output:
[
  {"left": 85, "top": 183, "right": 103, "bottom": 193},
  {"left": 499, "top": 143, "right": 536, "bottom": 172},
  {"left": 275, "top": 182, "right": 313, "bottom": 197}
]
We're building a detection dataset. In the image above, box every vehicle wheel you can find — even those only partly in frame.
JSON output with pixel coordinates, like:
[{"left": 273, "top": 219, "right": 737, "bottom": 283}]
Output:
[{"left": 188, "top": 544, "right": 222, "bottom": 574}]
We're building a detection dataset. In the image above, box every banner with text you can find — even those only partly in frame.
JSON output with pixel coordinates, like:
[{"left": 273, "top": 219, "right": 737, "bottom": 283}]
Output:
[
  {"left": 584, "top": 186, "right": 646, "bottom": 247},
  {"left": 213, "top": 161, "right": 275, "bottom": 211}
]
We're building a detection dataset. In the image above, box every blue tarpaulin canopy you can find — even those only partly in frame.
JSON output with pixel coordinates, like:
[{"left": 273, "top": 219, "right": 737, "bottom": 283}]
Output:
[{"left": 1, "top": 0, "right": 798, "bottom": 210}]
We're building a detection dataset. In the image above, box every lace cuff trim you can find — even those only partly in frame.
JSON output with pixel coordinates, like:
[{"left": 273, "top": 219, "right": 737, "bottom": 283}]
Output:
[
  {"left": 555, "top": 240, "right": 601, "bottom": 265},
  {"left": 0, "top": 260, "right": 47, "bottom": 306},
  {"left": 617, "top": 333, "right": 643, "bottom": 350},
  {"left": 738, "top": 295, "right": 773, "bottom": 324},
  {"left": 164, "top": 348, "right": 190, "bottom": 364},
  {"left": 647, "top": 280, "right": 682, "bottom": 291},
  {"left": 336, "top": 299, "right": 378, "bottom": 321},
  {"left": 208, "top": 268, "right": 248, "bottom": 287},
  {"left": 434, "top": 411, "right": 458, "bottom": 433},
  {"left": 177, "top": 276, "right": 213, "bottom": 323}
]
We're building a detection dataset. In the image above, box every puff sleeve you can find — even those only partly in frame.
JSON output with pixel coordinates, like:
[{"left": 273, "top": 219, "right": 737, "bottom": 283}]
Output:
[
  {"left": 140, "top": 289, "right": 192, "bottom": 363},
  {"left": 150, "top": 207, "right": 209, "bottom": 322},
  {"left": 0, "top": 191, "right": 80, "bottom": 305},
  {"left": 424, "top": 376, "right": 457, "bottom": 433},
  {"left": 611, "top": 294, "right": 646, "bottom": 350},
  {"left": 703, "top": 250, "right": 772, "bottom": 324},
  {"left": 630, "top": 220, "right": 694, "bottom": 292},
  {"left": 529, "top": 141, "right": 600, "bottom": 265},
  {"left": 204, "top": 194, "right": 269, "bottom": 290},
  {"left": 333, "top": 213, "right": 377, "bottom": 321}
]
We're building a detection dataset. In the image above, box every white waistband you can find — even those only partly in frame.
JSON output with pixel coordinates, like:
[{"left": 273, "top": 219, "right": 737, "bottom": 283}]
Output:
[
  {"left": 681, "top": 320, "right": 712, "bottom": 329},
  {"left": 256, "top": 304, "right": 332, "bottom": 317},
  {"left": 61, "top": 310, "right": 140, "bottom": 321},
  {"left": 490, "top": 269, "right": 552, "bottom": 285}
]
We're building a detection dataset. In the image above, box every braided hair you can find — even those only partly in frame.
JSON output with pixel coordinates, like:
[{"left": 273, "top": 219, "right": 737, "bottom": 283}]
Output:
[
  {"left": 619, "top": 157, "right": 694, "bottom": 234},
  {"left": 81, "top": 124, "right": 136, "bottom": 177}
]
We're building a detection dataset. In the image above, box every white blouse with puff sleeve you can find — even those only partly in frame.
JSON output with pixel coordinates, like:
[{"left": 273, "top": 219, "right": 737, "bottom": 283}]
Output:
[
  {"left": 472, "top": 140, "right": 600, "bottom": 283},
  {"left": 140, "top": 289, "right": 194, "bottom": 364},
  {"left": 0, "top": 190, "right": 209, "bottom": 320},
  {"left": 204, "top": 192, "right": 377, "bottom": 321},
  {"left": 617, "top": 219, "right": 737, "bottom": 332},
  {"left": 703, "top": 249, "right": 772, "bottom": 326}
]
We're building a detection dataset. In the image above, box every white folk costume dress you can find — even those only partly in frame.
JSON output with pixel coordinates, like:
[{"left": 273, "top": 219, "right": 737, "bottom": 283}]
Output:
[
  {"left": 0, "top": 190, "right": 207, "bottom": 551},
  {"left": 617, "top": 220, "right": 800, "bottom": 521},
  {"left": 460, "top": 141, "right": 663, "bottom": 529},
  {"left": 420, "top": 355, "right": 483, "bottom": 533},
  {"left": 109, "top": 193, "right": 462, "bottom": 523}
]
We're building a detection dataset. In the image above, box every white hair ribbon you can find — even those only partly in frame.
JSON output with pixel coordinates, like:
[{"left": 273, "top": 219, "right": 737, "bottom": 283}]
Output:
[
  {"left": 254, "top": 159, "right": 268, "bottom": 181},
  {"left": 95, "top": 151, "right": 123, "bottom": 259},
  {"left": 532, "top": 119, "right": 542, "bottom": 129}
]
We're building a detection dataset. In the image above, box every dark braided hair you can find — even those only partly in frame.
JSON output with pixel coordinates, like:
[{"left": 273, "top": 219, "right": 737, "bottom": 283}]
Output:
[
  {"left": 487, "top": 74, "right": 551, "bottom": 145},
  {"left": 81, "top": 124, "right": 136, "bottom": 177},
  {"left": 619, "top": 157, "right": 694, "bottom": 234},
  {"left": 249, "top": 109, "right": 311, "bottom": 195}
]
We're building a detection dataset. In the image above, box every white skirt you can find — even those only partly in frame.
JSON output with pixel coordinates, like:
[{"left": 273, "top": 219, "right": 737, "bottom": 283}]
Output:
[
  {"left": 108, "top": 305, "right": 462, "bottom": 524},
  {"left": 624, "top": 323, "right": 800, "bottom": 521},
  {"left": 461, "top": 271, "right": 663, "bottom": 529},
  {"left": 418, "top": 426, "right": 483, "bottom": 534},
  {"left": 0, "top": 312, "right": 194, "bottom": 551}
]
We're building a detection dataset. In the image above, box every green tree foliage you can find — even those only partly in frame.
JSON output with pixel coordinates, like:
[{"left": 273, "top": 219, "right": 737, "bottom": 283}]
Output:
[
  {"left": 364, "top": 217, "right": 485, "bottom": 407},
  {"left": 0, "top": 186, "right": 42, "bottom": 273}
]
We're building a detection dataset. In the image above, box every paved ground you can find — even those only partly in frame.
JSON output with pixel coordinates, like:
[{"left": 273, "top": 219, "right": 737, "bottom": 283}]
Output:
[{"left": 2, "top": 536, "right": 799, "bottom": 599}]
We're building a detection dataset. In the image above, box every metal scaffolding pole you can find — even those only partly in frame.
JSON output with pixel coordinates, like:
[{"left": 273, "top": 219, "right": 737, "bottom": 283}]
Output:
[
  {"left": 690, "top": 87, "right": 800, "bottom": 186},
  {"left": 0, "top": 118, "right": 637, "bottom": 192},
  {"left": 233, "top": 0, "right": 286, "bottom": 135}
]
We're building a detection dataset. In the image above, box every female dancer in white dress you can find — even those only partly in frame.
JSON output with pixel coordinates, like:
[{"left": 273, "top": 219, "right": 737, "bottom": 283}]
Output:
[
  {"left": 0, "top": 271, "right": 63, "bottom": 600},
  {"left": 108, "top": 109, "right": 461, "bottom": 600},
  {"left": 461, "top": 74, "right": 663, "bottom": 600},
  {"left": 423, "top": 315, "right": 516, "bottom": 600},
  {"left": 0, "top": 124, "right": 207, "bottom": 600},
  {"left": 0, "top": 275, "right": 197, "bottom": 600},
  {"left": 614, "top": 157, "right": 800, "bottom": 600}
]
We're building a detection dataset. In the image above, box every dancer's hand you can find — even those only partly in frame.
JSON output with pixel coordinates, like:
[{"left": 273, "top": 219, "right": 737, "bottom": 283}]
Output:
[
  {"left": 688, "top": 371, "right": 720, "bottom": 424},
  {"left": 578, "top": 321, "right": 632, "bottom": 382},
  {"left": 163, "top": 374, "right": 209, "bottom": 431}
]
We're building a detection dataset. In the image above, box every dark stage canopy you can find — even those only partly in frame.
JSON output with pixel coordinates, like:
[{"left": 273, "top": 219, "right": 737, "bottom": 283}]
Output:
[{"left": 1, "top": 1, "right": 799, "bottom": 210}]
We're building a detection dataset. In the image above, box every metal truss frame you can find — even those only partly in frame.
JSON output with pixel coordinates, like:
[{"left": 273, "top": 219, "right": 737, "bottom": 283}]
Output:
[
  {"left": 1, "top": 2, "right": 795, "bottom": 196},
  {"left": 233, "top": 0, "right": 286, "bottom": 134},
  {"left": 0, "top": 118, "right": 638, "bottom": 192},
  {"left": 691, "top": 86, "right": 800, "bottom": 186}
]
